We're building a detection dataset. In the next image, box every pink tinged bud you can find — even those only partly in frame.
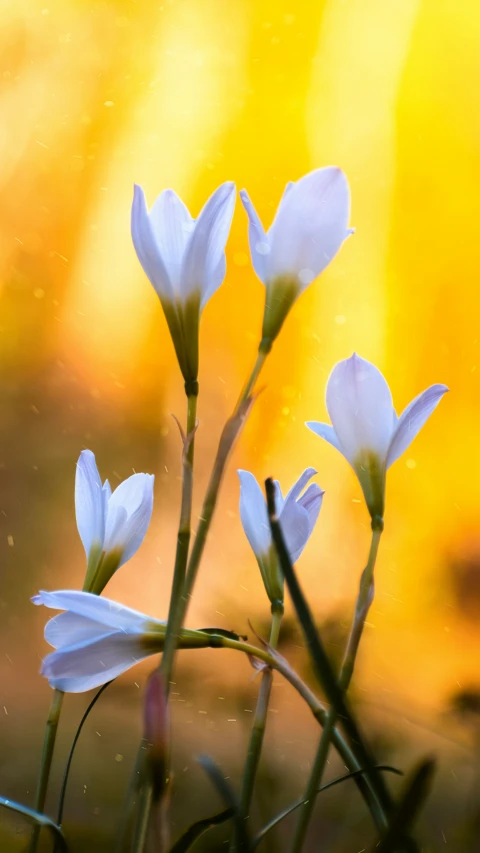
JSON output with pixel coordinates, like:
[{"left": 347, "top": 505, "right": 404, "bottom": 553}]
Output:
[{"left": 144, "top": 670, "right": 170, "bottom": 801}]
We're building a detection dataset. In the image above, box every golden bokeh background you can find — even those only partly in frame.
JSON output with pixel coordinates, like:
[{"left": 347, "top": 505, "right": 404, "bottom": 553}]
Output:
[{"left": 1, "top": 0, "right": 480, "bottom": 849}]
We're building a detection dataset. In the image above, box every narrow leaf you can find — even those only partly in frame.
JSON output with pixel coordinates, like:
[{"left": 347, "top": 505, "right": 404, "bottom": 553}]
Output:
[
  {"left": 57, "top": 681, "right": 113, "bottom": 825},
  {"left": 168, "top": 808, "right": 233, "bottom": 853},
  {"left": 251, "top": 766, "right": 402, "bottom": 850},
  {"left": 371, "top": 757, "right": 436, "bottom": 853},
  {"left": 265, "top": 479, "right": 394, "bottom": 820},
  {"left": 197, "top": 754, "right": 251, "bottom": 851}
]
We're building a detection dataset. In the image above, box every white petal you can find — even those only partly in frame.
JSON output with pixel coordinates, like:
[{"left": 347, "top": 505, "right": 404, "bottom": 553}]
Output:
[
  {"left": 131, "top": 184, "right": 175, "bottom": 301},
  {"left": 239, "top": 189, "right": 270, "bottom": 284},
  {"left": 149, "top": 189, "right": 193, "bottom": 294},
  {"left": 238, "top": 470, "right": 271, "bottom": 559},
  {"left": 268, "top": 167, "right": 351, "bottom": 287},
  {"left": 75, "top": 450, "right": 105, "bottom": 559},
  {"left": 40, "top": 631, "right": 152, "bottom": 693},
  {"left": 305, "top": 422, "right": 343, "bottom": 453},
  {"left": 280, "top": 469, "right": 322, "bottom": 563},
  {"left": 200, "top": 253, "right": 226, "bottom": 310},
  {"left": 326, "top": 354, "right": 396, "bottom": 466},
  {"left": 278, "top": 500, "right": 310, "bottom": 564},
  {"left": 283, "top": 467, "right": 318, "bottom": 505},
  {"left": 386, "top": 384, "right": 449, "bottom": 468},
  {"left": 44, "top": 612, "right": 112, "bottom": 649},
  {"left": 180, "top": 182, "right": 236, "bottom": 304},
  {"left": 298, "top": 483, "right": 324, "bottom": 536},
  {"left": 104, "top": 473, "right": 154, "bottom": 564},
  {"left": 32, "top": 590, "right": 155, "bottom": 632}
]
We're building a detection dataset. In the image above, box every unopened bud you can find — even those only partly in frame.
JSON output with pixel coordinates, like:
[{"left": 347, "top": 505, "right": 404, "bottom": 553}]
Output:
[{"left": 143, "top": 670, "right": 169, "bottom": 800}]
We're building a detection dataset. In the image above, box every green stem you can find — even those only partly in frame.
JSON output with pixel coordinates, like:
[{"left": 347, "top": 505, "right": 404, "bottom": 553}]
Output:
[
  {"left": 127, "top": 342, "right": 269, "bottom": 852},
  {"left": 235, "top": 343, "right": 270, "bottom": 407},
  {"left": 130, "top": 393, "right": 197, "bottom": 852},
  {"left": 161, "top": 392, "right": 197, "bottom": 686},
  {"left": 230, "top": 604, "right": 283, "bottom": 851},
  {"left": 29, "top": 689, "right": 64, "bottom": 853},
  {"left": 290, "top": 524, "right": 383, "bottom": 853}
]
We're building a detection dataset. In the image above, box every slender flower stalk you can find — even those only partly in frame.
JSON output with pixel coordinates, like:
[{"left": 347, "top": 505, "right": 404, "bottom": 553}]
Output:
[
  {"left": 130, "top": 394, "right": 198, "bottom": 850},
  {"left": 160, "top": 392, "right": 197, "bottom": 686},
  {"left": 229, "top": 604, "right": 283, "bottom": 853},
  {"left": 290, "top": 523, "right": 383, "bottom": 853}
]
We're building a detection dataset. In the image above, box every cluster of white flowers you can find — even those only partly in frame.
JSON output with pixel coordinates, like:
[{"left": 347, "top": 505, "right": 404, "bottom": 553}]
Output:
[{"left": 32, "top": 168, "right": 448, "bottom": 696}]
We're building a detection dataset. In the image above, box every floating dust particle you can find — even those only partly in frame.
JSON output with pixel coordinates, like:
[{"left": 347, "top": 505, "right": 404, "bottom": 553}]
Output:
[
  {"left": 198, "top": 710, "right": 207, "bottom": 715},
  {"left": 281, "top": 406, "right": 290, "bottom": 416},
  {"left": 104, "top": 101, "right": 114, "bottom": 107},
  {"left": 33, "top": 288, "right": 45, "bottom": 299},
  {"left": 115, "top": 754, "right": 123, "bottom": 763},
  {"left": 406, "top": 458, "right": 416, "bottom": 469},
  {"left": 7, "top": 536, "right": 13, "bottom": 547},
  {"left": 3, "top": 706, "right": 7, "bottom": 715},
  {"left": 335, "top": 314, "right": 346, "bottom": 325},
  {"left": 227, "top": 719, "right": 237, "bottom": 723}
]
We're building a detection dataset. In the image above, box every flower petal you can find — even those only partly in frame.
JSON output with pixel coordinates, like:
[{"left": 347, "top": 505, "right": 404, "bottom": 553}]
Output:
[
  {"left": 280, "top": 469, "right": 322, "bottom": 563},
  {"left": 40, "top": 631, "right": 152, "bottom": 693},
  {"left": 75, "top": 450, "right": 105, "bottom": 559},
  {"left": 238, "top": 470, "right": 271, "bottom": 559},
  {"left": 298, "top": 483, "right": 324, "bottom": 536},
  {"left": 44, "top": 612, "right": 112, "bottom": 650},
  {"left": 305, "top": 422, "right": 343, "bottom": 453},
  {"left": 148, "top": 189, "right": 193, "bottom": 294},
  {"left": 104, "top": 473, "right": 155, "bottom": 564},
  {"left": 325, "top": 354, "right": 396, "bottom": 466},
  {"left": 239, "top": 189, "right": 270, "bottom": 284},
  {"left": 386, "top": 384, "right": 449, "bottom": 468},
  {"left": 180, "top": 182, "right": 236, "bottom": 304},
  {"left": 283, "top": 467, "right": 318, "bottom": 505},
  {"left": 278, "top": 500, "right": 310, "bottom": 564},
  {"left": 268, "top": 167, "right": 351, "bottom": 287},
  {"left": 32, "top": 590, "right": 155, "bottom": 632},
  {"left": 131, "top": 184, "right": 175, "bottom": 301}
]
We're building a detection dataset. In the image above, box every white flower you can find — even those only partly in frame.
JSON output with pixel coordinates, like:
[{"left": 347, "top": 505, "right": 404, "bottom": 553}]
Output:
[
  {"left": 76, "top": 450, "right": 154, "bottom": 593},
  {"left": 238, "top": 468, "right": 324, "bottom": 603},
  {"left": 306, "top": 354, "right": 448, "bottom": 521},
  {"left": 131, "top": 182, "right": 236, "bottom": 386},
  {"left": 240, "top": 168, "right": 352, "bottom": 345},
  {"left": 33, "top": 590, "right": 213, "bottom": 693}
]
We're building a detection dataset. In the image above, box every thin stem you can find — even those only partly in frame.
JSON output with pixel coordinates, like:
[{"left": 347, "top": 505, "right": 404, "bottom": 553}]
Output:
[
  {"left": 161, "top": 392, "right": 197, "bottom": 686},
  {"left": 29, "top": 689, "right": 64, "bottom": 853},
  {"left": 131, "top": 785, "right": 153, "bottom": 853},
  {"left": 235, "top": 344, "right": 269, "bottom": 409},
  {"left": 126, "top": 343, "right": 269, "bottom": 852},
  {"left": 57, "top": 682, "right": 112, "bottom": 827},
  {"left": 130, "top": 393, "right": 197, "bottom": 852},
  {"left": 230, "top": 605, "right": 283, "bottom": 852},
  {"left": 290, "top": 525, "right": 383, "bottom": 853}
]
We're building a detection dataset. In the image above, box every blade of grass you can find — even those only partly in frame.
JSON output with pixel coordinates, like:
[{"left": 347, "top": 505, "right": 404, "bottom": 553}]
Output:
[
  {"left": 57, "top": 681, "right": 113, "bottom": 826},
  {"left": 197, "top": 755, "right": 251, "bottom": 852},
  {"left": 252, "top": 766, "right": 402, "bottom": 850},
  {"left": 264, "top": 478, "right": 393, "bottom": 823},
  {"left": 371, "top": 758, "right": 436, "bottom": 853},
  {"left": 168, "top": 808, "right": 233, "bottom": 853}
]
